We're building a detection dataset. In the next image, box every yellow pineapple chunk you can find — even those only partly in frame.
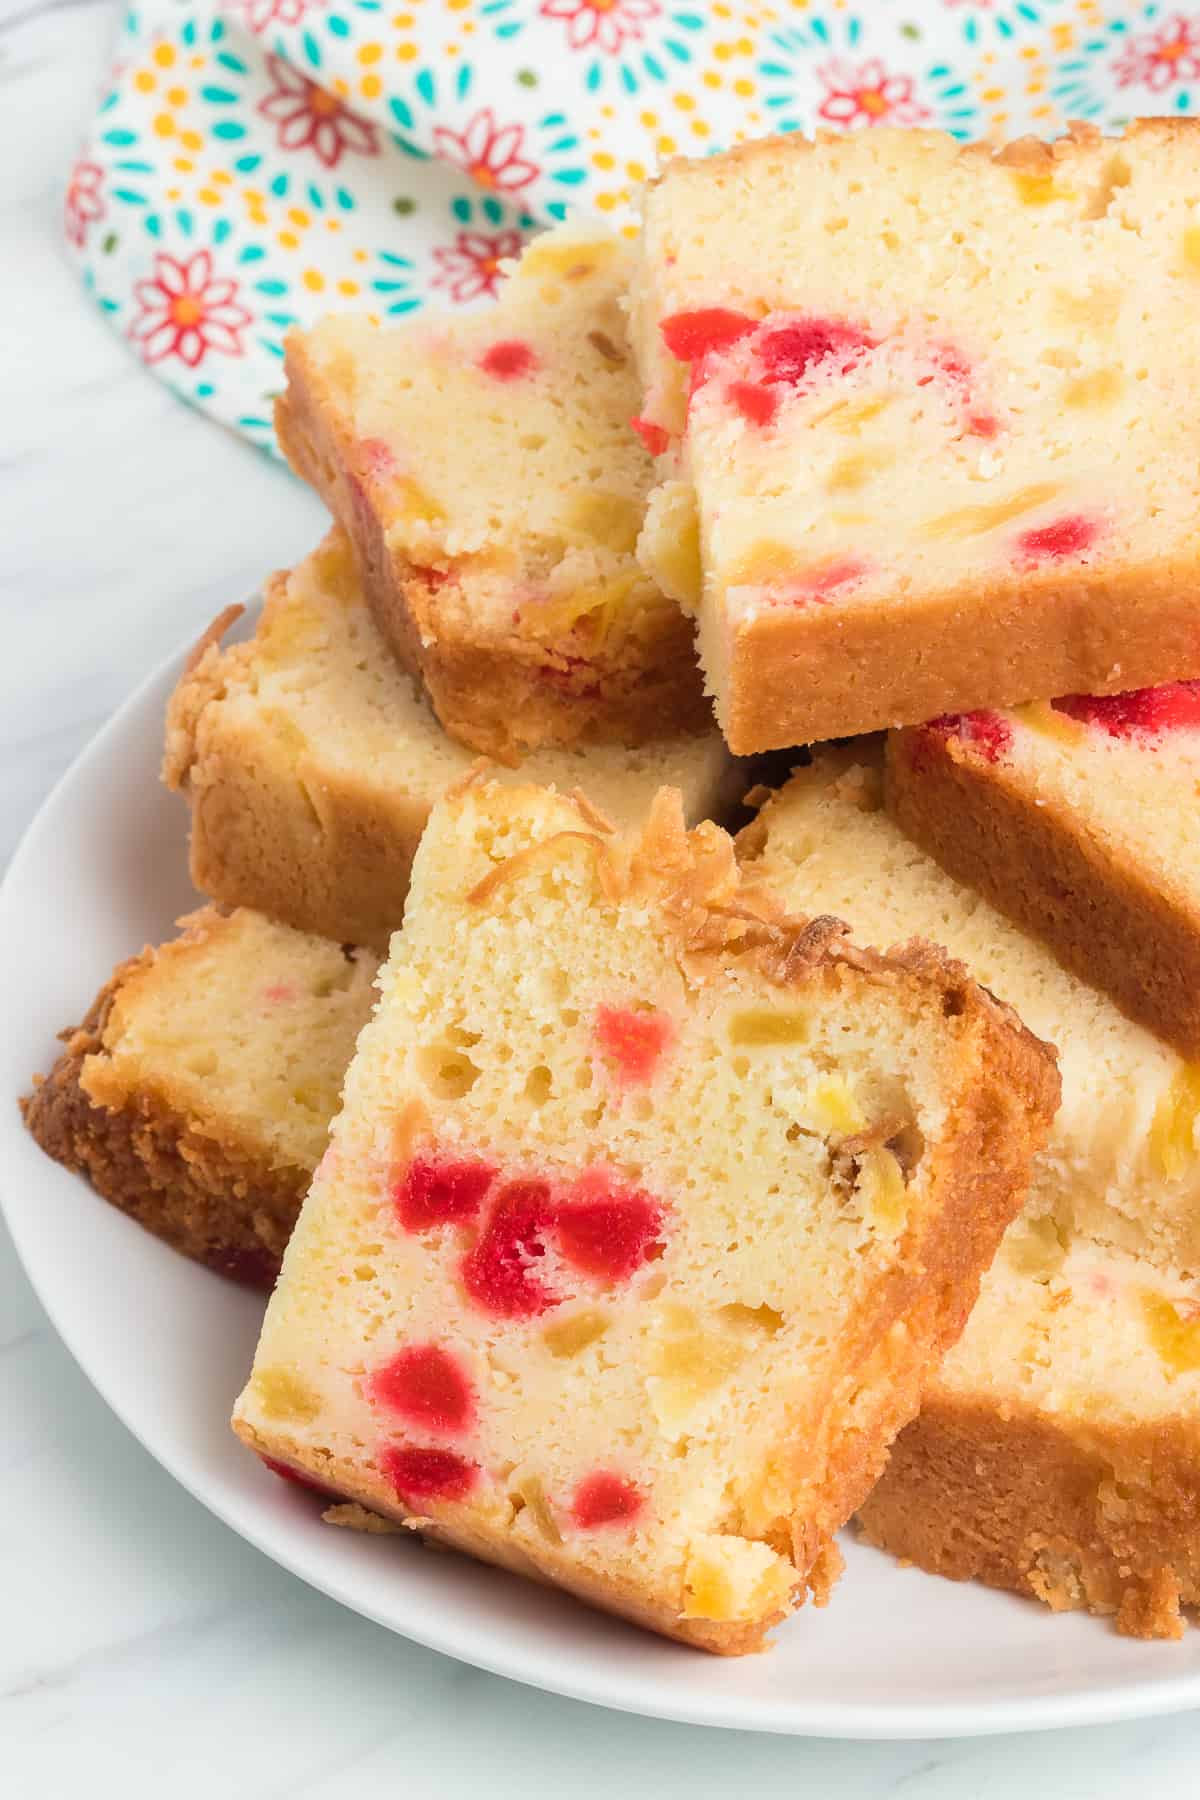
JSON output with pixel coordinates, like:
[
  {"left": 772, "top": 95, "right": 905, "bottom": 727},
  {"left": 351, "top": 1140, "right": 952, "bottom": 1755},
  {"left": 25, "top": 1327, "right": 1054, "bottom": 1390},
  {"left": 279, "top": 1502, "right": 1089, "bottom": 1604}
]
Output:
[
  {"left": 919, "top": 483, "right": 1060, "bottom": 542},
  {"left": 393, "top": 476, "right": 445, "bottom": 527},
  {"left": 824, "top": 449, "right": 893, "bottom": 494},
  {"left": 805, "top": 1076, "right": 866, "bottom": 1136},
  {"left": 1052, "top": 286, "right": 1121, "bottom": 331},
  {"left": 1149, "top": 1064, "right": 1200, "bottom": 1178},
  {"left": 514, "top": 1473, "right": 562, "bottom": 1544},
  {"left": 1143, "top": 1292, "right": 1200, "bottom": 1375},
  {"left": 566, "top": 490, "right": 643, "bottom": 555},
  {"left": 542, "top": 1308, "right": 610, "bottom": 1358},
  {"left": 726, "top": 539, "right": 795, "bottom": 587},
  {"left": 529, "top": 573, "right": 640, "bottom": 645},
  {"left": 681, "top": 1534, "right": 796, "bottom": 1622},
  {"left": 728, "top": 1009, "right": 808, "bottom": 1047},
  {"left": 1013, "top": 700, "right": 1088, "bottom": 746},
  {"left": 858, "top": 1146, "right": 908, "bottom": 1232},
  {"left": 1012, "top": 171, "right": 1074, "bottom": 207},
  {"left": 1183, "top": 227, "right": 1200, "bottom": 276},
  {"left": 1005, "top": 1213, "right": 1070, "bottom": 1280},
  {"left": 519, "top": 237, "right": 618, "bottom": 283},
  {"left": 251, "top": 1367, "right": 321, "bottom": 1424},
  {"left": 1062, "top": 368, "right": 1122, "bottom": 410},
  {"left": 640, "top": 479, "right": 702, "bottom": 613},
  {"left": 717, "top": 1302, "right": 784, "bottom": 1336},
  {"left": 825, "top": 394, "right": 892, "bottom": 434},
  {"left": 647, "top": 1307, "right": 747, "bottom": 1431}
]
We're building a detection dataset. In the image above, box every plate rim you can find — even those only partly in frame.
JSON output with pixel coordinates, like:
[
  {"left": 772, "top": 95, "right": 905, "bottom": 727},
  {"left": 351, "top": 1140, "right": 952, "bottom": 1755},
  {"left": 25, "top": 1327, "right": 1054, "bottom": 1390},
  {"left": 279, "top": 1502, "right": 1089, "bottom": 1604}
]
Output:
[{"left": 6, "top": 621, "right": 1200, "bottom": 1740}]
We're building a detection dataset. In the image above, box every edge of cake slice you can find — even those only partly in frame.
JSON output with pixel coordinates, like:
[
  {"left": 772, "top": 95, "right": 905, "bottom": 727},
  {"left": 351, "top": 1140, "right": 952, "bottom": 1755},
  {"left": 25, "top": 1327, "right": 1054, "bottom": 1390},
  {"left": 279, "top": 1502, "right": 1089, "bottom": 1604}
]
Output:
[
  {"left": 232, "top": 778, "right": 1057, "bottom": 1653},
  {"left": 276, "top": 227, "right": 708, "bottom": 760},
  {"left": 631, "top": 121, "right": 1200, "bottom": 753},
  {"left": 858, "top": 1223, "right": 1200, "bottom": 1641},
  {"left": 163, "top": 531, "right": 738, "bottom": 952},
  {"left": 22, "top": 906, "right": 379, "bottom": 1286},
  {"left": 744, "top": 749, "right": 1200, "bottom": 1636},
  {"left": 887, "top": 689, "right": 1200, "bottom": 1058}
]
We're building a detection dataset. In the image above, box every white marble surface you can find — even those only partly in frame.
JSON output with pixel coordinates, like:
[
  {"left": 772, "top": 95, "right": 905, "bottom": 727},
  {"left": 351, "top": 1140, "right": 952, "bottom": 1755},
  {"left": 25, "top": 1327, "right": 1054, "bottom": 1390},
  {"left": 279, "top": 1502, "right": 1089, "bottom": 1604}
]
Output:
[{"left": 3, "top": 5, "right": 1200, "bottom": 1792}]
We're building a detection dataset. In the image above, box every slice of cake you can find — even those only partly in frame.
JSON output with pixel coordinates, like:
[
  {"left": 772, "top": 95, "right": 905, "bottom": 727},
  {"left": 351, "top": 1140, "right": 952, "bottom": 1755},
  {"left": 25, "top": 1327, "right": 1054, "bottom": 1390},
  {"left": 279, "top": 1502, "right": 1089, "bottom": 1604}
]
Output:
[
  {"left": 859, "top": 1224, "right": 1200, "bottom": 1640},
  {"left": 631, "top": 122, "right": 1200, "bottom": 753},
  {"left": 741, "top": 750, "right": 1200, "bottom": 1273},
  {"left": 744, "top": 752, "right": 1200, "bottom": 1636},
  {"left": 22, "top": 907, "right": 378, "bottom": 1286},
  {"left": 233, "top": 779, "right": 1056, "bottom": 1652},
  {"left": 887, "top": 687, "right": 1200, "bottom": 1058},
  {"left": 163, "top": 532, "right": 738, "bottom": 951},
  {"left": 277, "top": 227, "right": 708, "bottom": 760}
]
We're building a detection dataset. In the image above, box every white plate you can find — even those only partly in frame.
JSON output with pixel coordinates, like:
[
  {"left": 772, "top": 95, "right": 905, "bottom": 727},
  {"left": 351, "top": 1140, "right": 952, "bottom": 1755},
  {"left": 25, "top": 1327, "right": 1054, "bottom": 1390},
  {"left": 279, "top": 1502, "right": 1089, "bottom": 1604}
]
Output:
[{"left": 5, "top": 619, "right": 1200, "bottom": 1740}]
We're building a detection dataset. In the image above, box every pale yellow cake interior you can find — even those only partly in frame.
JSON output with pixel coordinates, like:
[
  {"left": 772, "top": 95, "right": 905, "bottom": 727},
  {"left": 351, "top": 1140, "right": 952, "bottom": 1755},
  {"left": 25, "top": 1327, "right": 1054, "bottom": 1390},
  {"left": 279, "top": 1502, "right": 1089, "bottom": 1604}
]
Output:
[{"left": 82, "top": 908, "right": 379, "bottom": 1172}]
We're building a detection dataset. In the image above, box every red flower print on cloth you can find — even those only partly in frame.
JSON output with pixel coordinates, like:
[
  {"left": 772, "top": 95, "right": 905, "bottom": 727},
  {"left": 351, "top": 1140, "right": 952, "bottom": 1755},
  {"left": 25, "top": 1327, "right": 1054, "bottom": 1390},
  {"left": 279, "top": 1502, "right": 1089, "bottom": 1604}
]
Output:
[
  {"left": 817, "top": 58, "right": 932, "bottom": 130},
  {"left": 432, "top": 108, "right": 539, "bottom": 194},
  {"left": 539, "top": 0, "right": 661, "bottom": 56},
  {"left": 65, "top": 159, "right": 105, "bottom": 249},
  {"left": 1114, "top": 12, "right": 1200, "bottom": 92},
  {"left": 431, "top": 228, "right": 525, "bottom": 304},
  {"left": 258, "top": 54, "right": 380, "bottom": 168},
  {"left": 129, "top": 251, "right": 252, "bottom": 369},
  {"left": 222, "top": 0, "right": 326, "bottom": 32}
]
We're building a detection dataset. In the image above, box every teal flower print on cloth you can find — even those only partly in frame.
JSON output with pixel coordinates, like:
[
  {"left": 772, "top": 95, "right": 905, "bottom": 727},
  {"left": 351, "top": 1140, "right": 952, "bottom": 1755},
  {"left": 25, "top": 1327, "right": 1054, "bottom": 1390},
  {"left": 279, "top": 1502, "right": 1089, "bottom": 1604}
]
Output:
[{"left": 66, "top": 0, "right": 1200, "bottom": 455}]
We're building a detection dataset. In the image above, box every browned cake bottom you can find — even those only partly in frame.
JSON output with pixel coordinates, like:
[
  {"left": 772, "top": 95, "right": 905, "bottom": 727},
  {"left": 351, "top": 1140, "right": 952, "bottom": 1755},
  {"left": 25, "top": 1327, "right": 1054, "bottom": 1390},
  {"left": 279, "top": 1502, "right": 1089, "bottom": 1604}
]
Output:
[
  {"left": 858, "top": 1394, "right": 1200, "bottom": 1640},
  {"left": 885, "top": 725, "right": 1200, "bottom": 1061},
  {"left": 23, "top": 970, "right": 302, "bottom": 1289}
]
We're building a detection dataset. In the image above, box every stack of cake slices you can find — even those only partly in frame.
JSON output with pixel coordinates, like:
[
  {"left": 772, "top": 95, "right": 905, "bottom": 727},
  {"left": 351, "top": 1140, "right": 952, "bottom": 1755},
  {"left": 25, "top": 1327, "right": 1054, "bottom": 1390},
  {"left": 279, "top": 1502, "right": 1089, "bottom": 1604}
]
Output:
[{"left": 26, "top": 118, "right": 1200, "bottom": 1650}]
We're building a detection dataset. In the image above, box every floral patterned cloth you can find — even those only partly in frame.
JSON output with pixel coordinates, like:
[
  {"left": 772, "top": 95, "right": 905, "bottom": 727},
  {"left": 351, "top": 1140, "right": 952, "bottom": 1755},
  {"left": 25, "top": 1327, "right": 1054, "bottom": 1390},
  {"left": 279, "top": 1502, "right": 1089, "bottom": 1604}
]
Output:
[{"left": 68, "top": 1, "right": 1200, "bottom": 455}]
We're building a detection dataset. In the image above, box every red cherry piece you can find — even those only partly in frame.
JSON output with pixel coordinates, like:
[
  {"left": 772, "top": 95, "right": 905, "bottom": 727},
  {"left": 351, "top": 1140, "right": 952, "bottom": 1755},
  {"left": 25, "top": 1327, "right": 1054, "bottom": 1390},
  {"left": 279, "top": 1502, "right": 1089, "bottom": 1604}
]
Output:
[
  {"left": 571, "top": 1472, "right": 644, "bottom": 1530},
  {"left": 260, "top": 1455, "right": 332, "bottom": 1496},
  {"left": 1053, "top": 681, "right": 1200, "bottom": 740},
  {"left": 368, "top": 1345, "right": 475, "bottom": 1434},
  {"left": 756, "top": 317, "right": 872, "bottom": 386},
  {"left": 1016, "top": 514, "right": 1098, "bottom": 562},
  {"left": 461, "top": 1180, "right": 560, "bottom": 1317},
  {"left": 394, "top": 1155, "right": 496, "bottom": 1232},
  {"left": 660, "top": 308, "right": 756, "bottom": 364},
  {"left": 593, "top": 1004, "right": 673, "bottom": 1085},
  {"left": 480, "top": 339, "right": 538, "bottom": 380},
  {"left": 382, "top": 1445, "right": 478, "bottom": 1503},
  {"left": 631, "top": 415, "right": 671, "bottom": 456},
  {"left": 789, "top": 556, "right": 868, "bottom": 602},
  {"left": 412, "top": 562, "right": 453, "bottom": 592},
  {"left": 727, "top": 379, "right": 779, "bottom": 426},
  {"left": 358, "top": 436, "right": 397, "bottom": 478},
  {"left": 966, "top": 411, "right": 999, "bottom": 438},
  {"left": 556, "top": 1171, "right": 664, "bottom": 1282},
  {"left": 924, "top": 709, "right": 1013, "bottom": 764}
]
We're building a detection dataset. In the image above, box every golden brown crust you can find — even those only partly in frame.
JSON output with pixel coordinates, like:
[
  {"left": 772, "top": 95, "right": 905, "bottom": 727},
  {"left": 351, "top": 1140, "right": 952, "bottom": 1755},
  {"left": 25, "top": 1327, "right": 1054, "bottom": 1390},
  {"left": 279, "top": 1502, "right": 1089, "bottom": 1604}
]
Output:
[
  {"left": 233, "top": 1416, "right": 785, "bottom": 1654},
  {"left": 20, "top": 914, "right": 309, "bottom": 1288},
  {"left": 885, "top": 725, "right": 1200, "bottom": 1059},
  {"left": 163, "top": 590, "right": 423, "bottom": 952},
  {"left": 857, "top": 1390, "right": 1200, "bottom": 1640},
  {"left": 276, "top": 337, "right": 711, "bottom": 761},
  {"left": 715, "top": 556, "right": 1200, "bottom": 755}
]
